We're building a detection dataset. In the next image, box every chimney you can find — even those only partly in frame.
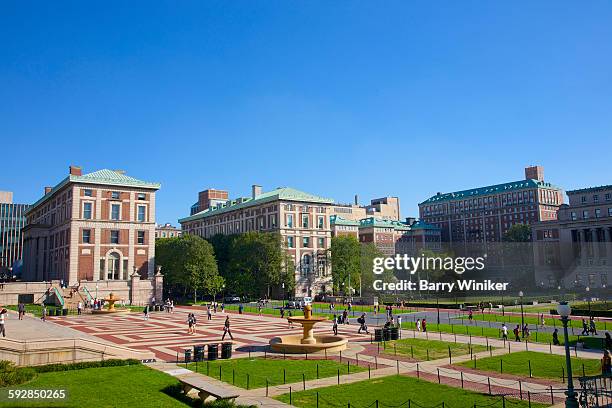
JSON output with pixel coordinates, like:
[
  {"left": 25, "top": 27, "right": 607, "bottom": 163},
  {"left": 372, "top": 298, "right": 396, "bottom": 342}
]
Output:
[
  {"left": 252, "top": 185, "right": 262, "bottom": 199},
  {"left": 44, "top": 186, "right": 53, "bottom": 195},
  {"left": 405, "top": 217, "right": 416, "bottom": 226},
  {"left": 69, "top": 165, "right": 82, "bottom": 176},
  {"left": 354, "top": 194, "right": 359, "bottom": 206},
  {"left": 525, "top": 165, "right": 544, "bottom": 181}
]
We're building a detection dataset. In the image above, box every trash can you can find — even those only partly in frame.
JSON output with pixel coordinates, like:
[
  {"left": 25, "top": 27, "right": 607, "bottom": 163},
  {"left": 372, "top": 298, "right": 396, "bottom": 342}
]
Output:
[
  {"left": 208, "top": 343, "right": 219, "bottom": 361},
  {"left": 383, "top": 328, "right": 391, "bottom": 341},
  {"left": 62, "top": 308, "right": 68, "bottom": 316},
  {"left": 221, "top": 342, "right": 232, "bottom": 359},
  {"left": 390, "top": 327, "right": 399, "bottom": 340},
  {"left": 193, "top": 345, "right": 205, "bottom": 362},
  {"left": 55, "top": 308, "right": 61, "bottom": 316},
  {"left": 184, "top": 349, "right": 192, "bottom": 363},
  {"left": 374, "top": 329, "right": 383, "bottom": 342}
]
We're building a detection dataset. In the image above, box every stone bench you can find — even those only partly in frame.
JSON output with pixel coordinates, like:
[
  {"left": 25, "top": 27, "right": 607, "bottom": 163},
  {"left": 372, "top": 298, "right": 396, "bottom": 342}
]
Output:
[{"left": 178, "top": 377, "right": 239, "bottom": 403}]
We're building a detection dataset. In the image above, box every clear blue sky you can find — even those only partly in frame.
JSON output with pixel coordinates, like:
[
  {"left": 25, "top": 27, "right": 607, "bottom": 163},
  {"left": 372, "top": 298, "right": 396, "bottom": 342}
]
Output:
[{"left": 2, "top": 1, "right": 611, "bottom": 224}]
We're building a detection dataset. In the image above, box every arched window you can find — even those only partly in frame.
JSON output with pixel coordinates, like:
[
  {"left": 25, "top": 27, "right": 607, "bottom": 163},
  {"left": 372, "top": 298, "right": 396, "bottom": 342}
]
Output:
[{"left": 107, "top": 252, "right": 120, "bottom": 280}]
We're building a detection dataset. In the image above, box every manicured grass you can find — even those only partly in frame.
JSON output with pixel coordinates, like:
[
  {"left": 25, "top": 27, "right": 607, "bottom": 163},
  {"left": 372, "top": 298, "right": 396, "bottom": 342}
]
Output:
[
  {"left": 382, "top": 337, "right": 489, "bottom": 361},
  {"left": 0, "top": 364, "right": 190, "bottom": 407},
  {"left": 6, "top": 304, "right": 76, "bottom": 317},
  {"left": 187, "top": 357, "right": 365, "bottom": 389},
  {"left": 274, "top": 374, "right": 547, "bottom": 408},
  {"left": 400, "top": 321, "right": 605, "bottom": 348},
  {"left": 456, "top": 351, "right": 601, "bottom": 380},
  {"left": 457, "top": 312, "right": 609, "bottom": 331}
]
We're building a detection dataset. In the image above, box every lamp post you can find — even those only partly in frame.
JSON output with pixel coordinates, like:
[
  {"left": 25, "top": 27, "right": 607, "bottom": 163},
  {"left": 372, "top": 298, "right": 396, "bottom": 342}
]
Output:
[
  {"left": 501, "top": 294, "right": 505, "bottom": 316},
  {"left": 518, "top": 290, "right": 525, "bottom": 329},
  {"left": 585, "top": 286, "right": 591, "bottom": 315},
  {"left": 436, "top": 295, "right": 440, "bottom": 324},
  {"left": 557, "top": 301, "right": 579, "bottom": 407}
]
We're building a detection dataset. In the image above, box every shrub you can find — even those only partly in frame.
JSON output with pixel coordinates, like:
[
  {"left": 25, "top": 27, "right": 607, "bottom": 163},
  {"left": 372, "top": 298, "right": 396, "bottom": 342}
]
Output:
[
  {"left": 34, "top": 359, "right": 141, "bottom": 373},
  {"left": 0, "top": 361, "right": 36, "bottom": 387}
]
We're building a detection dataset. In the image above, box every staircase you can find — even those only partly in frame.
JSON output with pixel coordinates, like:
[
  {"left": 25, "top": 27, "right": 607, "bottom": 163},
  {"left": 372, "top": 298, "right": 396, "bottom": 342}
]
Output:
[{"left": 60, "top": 286, "right": 87, "bottom": 310}]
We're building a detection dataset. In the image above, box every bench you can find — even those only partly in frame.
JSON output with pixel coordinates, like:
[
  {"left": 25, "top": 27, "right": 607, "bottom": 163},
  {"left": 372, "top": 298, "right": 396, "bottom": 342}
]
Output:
[{"left": 178, "top": 377, "right": 239, "bottom": 403}]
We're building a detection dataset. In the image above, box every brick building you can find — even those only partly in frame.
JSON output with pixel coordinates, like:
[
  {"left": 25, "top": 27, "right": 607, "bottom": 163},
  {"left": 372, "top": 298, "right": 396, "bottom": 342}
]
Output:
[
  {"left": 155, "top": 223, "right": 182, "bottom": 239},
  {"left": 22, "top": 166, "right": 160, "bottom": 285},
  {"left": 532, "top": 185, "right": 612, "bottom": 289},
  {"left": 419, "top": 166, "right": 563, "bottom": 243},
  {"left": 331, "top": 196, "right": 401, "bottom": 222},
  {"left": 180, "top": 185, "right": 334, "bottom": 297}
]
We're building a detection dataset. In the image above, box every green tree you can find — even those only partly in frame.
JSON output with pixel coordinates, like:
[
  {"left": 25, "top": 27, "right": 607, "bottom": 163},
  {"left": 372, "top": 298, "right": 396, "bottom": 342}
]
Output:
[
  {"left": 329, "top": 236, "right": 361, "bottom": 295},
  {"left": 360, "top": 243, "right": 393, "bottom": 296},
  {"left": 503, "top": 224, "right": 532, "bottom": 242}
]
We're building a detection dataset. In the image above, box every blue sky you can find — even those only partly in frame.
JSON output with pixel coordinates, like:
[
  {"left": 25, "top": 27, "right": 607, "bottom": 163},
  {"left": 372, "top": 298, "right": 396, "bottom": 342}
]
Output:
[{"left": 1, "top": 1, "right": 611, "bottom": 224}]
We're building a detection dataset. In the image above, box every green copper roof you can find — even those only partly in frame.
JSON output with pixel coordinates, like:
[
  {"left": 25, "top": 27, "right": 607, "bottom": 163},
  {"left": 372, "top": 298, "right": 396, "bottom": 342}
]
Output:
[
  {"left": 567, "top": 185, "right": 612, "bottom": 195},
  {"left": 409, "top": 220, "right": 440, "bottom": 230},
  {"left": 329, "top": 215, "right": 360, "bottom": 226},
  {"left": 358, "top": 217, "right": 440, "bottom": 231},
  {"left": 28, "top": 169, "right": 160, "bottom": 213},
  {"left": 179, "top": 187, "right": 334, "bottom": 223},
  {"left": 419, "top": 179, "right": 561, "bottom": 205}
]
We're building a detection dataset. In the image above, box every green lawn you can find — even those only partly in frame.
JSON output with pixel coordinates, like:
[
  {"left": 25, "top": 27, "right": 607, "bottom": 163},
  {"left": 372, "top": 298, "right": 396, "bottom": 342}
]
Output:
[
  {"left": 275, "top": 374, "right": 547, "bottom": 407},
  {"left": 381, "top": 337, "right": 489, "bottom": 361},
  {"left": 456, "top": 312, "right": 609, "bottom": 331},
  {"left": 400, "top": 321, "right": 605, "bottom": 349},
  {"left": 187, "top": 357, "right": 365, "bottom": 389},
  {"left": 0, "top": 364, "right": 190, "bottom": 407},
  {"left": 456, "top": 351, "right": 601, "bottom": 380}
]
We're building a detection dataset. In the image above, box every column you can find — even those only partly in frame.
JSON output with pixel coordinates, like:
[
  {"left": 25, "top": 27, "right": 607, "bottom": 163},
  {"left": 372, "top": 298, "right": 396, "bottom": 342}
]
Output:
[
  {"left": 591, "top": 229, "right": 599, "bottom": 261},
  {"left": 579, "top": 229, "right": 587, "bottom": 265}
]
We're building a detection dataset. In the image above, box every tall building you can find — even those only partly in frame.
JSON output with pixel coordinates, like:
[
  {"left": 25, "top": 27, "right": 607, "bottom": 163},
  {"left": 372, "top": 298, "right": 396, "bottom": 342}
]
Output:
[
  {"left": 180, "top": 185, "right": 334, "bottom": 296},
  {"left": 0, "top": 192, "right": 29, "bottom": 277},
  {"left": 22, "top": 166, "right": 160, "bottom": 284},
  {"left": 532, "top": 185, "right": 612, "bottom": 289},
  {"left": 419, "top": 166, "right": 563, "bottom": 243},
  {"left": 331, "top": 196, "right": 401, "bottom": 221},
  {"left": 155, "top": 223, "right": 182, "bottom": 239}
]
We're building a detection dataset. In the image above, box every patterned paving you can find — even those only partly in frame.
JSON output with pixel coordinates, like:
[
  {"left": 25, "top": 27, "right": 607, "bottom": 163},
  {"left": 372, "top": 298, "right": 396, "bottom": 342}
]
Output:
[{"left": 49, "top": 307, "right": 370, "bottom": 361}]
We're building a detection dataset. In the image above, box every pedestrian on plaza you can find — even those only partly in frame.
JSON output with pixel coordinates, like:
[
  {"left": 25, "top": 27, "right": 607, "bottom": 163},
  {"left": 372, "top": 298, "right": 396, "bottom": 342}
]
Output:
[
  {"left": 422, "top": 318, "right": 427, "bottom": 332},
  {"left": 416, "top": 319, "right": 421, "bottom": 332},
  {"left": 523, "top": 324, "right": 530, "bottom": 340},
  {"left": 332, "top": 314, "right": 338, "bottom": 336},
  {"left": 77, "top": 301, "right": 82, "bottom": 315},
  {"left": 513, "top": 325, "right": 521, "bottom": 342},
  {"left": 170, "top": 300, "right": 174, "bottom": 313},
  {"left": 280, "top": 307, "right": 285, "bottom": 319},
  {"left": 552, "top": 328, "right": 560, "bottom": 346},
  {"left": 214, "top": 302, "right": 218, "bottom": 314},
  {"left": 589, "top": 317, "right": 597, "bottom": 335},
  {"left": 288, "top": 310, "right": 294, "bottom": 328},
  {"left": 357, "top": 313, "right": 369, "bottom": 334},
  {"left": 221, "top": 303, "right": 225, "bottom": 313},
  {"left": 501, "top": 323, "right": 508, "bottom": 341},
  {"left": 521, "top": 323, "right": 528, "bottom": 338},
  {"left": 222, "top": 316, "right": 233, "bottom": 340},
  {"left": 187, "top": 313, "right": 195, "bottom": 334},
  {"left": 582, "top": 319, "right": 589, "bottom": 336},
  {"left": 207, "top": 306, "right": 212, "bottom": 321},
  {"left": 601, "top": 350, "right": 611, "bottom": 376},
  {"left": 238, "top": 304, "right": 243, "bottom": 314},
  {"left": 143, "top": 304, "right": 150, "bottom": 320},
  {"left": 397, "top": 315, "right": 402, "bottom": 328},
  {"left": 0, "top": 309, "right": 7, "bottom": 337},
  {"left": 41, "top": 305, "right": 47, "bottom": 322},
  {"left": 540, "top": 314, "right": 545, "bottom": 327},
  {"left": 468, "top": 309, "right": 473, "bottom": 322},
  {"left": 605, "top": 332, "right": 612, "bottom": 351},
  {"left": 17, "top": 302, "right": 25, "bottom": 320}
]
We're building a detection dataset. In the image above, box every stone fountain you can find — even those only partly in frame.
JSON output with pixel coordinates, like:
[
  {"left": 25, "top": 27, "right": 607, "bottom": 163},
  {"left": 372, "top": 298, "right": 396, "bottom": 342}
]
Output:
[
  {"left": 91, "top": 292, "right": 130, "bottom": 314},
  {"left": 269, "top": 304, "right": 347, "bottom": 353}
]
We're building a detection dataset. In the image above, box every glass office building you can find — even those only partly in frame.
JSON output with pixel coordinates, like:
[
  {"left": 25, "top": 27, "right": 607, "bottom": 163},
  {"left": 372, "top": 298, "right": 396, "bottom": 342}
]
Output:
[{"left": 0, "top": 191, "right": 29, "bottom": 277}]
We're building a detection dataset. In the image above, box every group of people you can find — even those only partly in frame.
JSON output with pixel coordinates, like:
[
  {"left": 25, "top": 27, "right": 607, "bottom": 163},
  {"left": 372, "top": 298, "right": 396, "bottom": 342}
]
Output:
[{"left": 581, "top": 317, "right": 598, "bottom": 336}]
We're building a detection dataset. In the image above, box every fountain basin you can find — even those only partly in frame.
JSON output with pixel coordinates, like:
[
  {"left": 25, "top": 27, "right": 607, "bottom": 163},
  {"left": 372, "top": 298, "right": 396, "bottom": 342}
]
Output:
[{"left": 270, "top": 335, "right": 347, "bottom": 354}]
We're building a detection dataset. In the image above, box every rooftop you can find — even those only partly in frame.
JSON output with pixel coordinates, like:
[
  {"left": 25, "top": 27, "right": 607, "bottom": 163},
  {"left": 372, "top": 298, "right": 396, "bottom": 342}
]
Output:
[
  {"left": 179, "top": 187, "right": 334, "bottom": 223},
  {"left": 567, "top": 185, "right": 612, "bottom": 195},
  {"left": 419, "top": 179, "right": 561, "bottom": 205}
]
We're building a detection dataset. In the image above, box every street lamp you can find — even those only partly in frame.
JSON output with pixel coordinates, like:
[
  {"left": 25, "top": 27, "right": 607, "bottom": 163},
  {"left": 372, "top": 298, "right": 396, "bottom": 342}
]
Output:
[
  {"left": 436, "top": 295, "right": 440, "bottom": 324},
  {"left": 518, "top": 291, "right": 525, "bottom": 329},
  {"left": 557, "top": 301, "right": 579, "bottom": 408},
  {"left": 585, "top": 286, "right": 591, "bottom": 315}
]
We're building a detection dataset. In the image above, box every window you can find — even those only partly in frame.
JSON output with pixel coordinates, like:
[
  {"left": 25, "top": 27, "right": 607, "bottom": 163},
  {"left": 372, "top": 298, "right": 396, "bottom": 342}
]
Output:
[
  {"left": 287, "top": 236, "right": 294, "bottom": 248},
  {"left": 582, "top": 210, "right": 589, "bottom": 220},
  {"left": 137, "top": 193, "right": 146, "bottom": 200},
  {"left": 82, "top": 229, "right": 91, "bottom": 244},
  {"left": 84, "top": 189, "right": 92, "bottom": 197},
  {"left": 302, "top": 214, "right": 309, "bottom": 228},
  {"left": 581, "top": 196, "right": 587, "bottom": 203},
  {"left": 317, "top": 216, "right": 324, "bottom": 229},
  {"left": 110, "top": 230, "right": 119, "bottom": 244},
  {"left": 286, "top": 214, "right": 294, "bottom": 228},
  {"left": 595, "top": 208, "right": 601, "bottom": 218},
  {"left": 606, "top": 193, "right": 611, "bottom": 201},
  {"left": 302, "top": 237, "right": 310, "bottom": 247},
  {"left": 594, "top": 195, "right": 599, "bottom": 202},
  {"left": 83, "top": 202, "right": 92, "bottom": 219},
  {"left": 111, "top": 191, "right": 120, "bottom": 199},
  {"left": 137, "top": 231, "right": 145, "bottom": 245},
  {"left": 609, "top": 208, "right": 612, "bottom": 217},
  {"left": 111, "top": 204, "right": 120, "bottom": 220},
  {"left": 318, "top": 237, "right": 325, "bottom": 248},
  {"left": 137, "top": 205, "right": 146, "bottom": 222},
  {"left": 571, "top": 212, "right": 577, "bottom": 221}
]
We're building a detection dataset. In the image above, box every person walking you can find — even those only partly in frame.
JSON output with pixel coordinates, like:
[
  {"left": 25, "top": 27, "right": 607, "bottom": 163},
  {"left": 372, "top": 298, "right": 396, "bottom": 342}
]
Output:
[
  {"left": 397, "top": 315, "right": 402, "bottom": 328},
  {"left": 0, "top": 309, "right": 7, "bottom": 337},
  {"left": 207, "top": 306, "right": 212, "bottom": 321},
  {"left": 605, "top": 332, "right": 612, "bottom": 351},
  {"left": 552, "top": 328, "right": 560, "bottom": 346},
  {"left": 332, "top": 314, "right": 338, "bottom": 336},
  {"left": 187, "top": 313, "right": 194, "bottom": 335},
  {"left": 77, "top": 301, "right": 82, "bottom": 315},
  {"left": 513, "top": 325, "right": 521, "bottom": 342},
  {"left": 501, "top": 323, "right": 508, "bottom": 341},
  {"left": 601, "top": 349, "right": 611, "bottom": 376},
  {"left": 589, "top": 317, "right": 597, "bottom": 335},
  {"left": 17, "top": 303, "right": 25, "bottom": 320},
  {"left": 468, "top": 309, "right": 473, "bottom": 322},
  {"left": 357, "top": 313, "right": 369, "bottom": 334},
  {"left": 342, "top": 309, "right": 349, "bottom": 325},
  {"left": 143, "top": 304, "right": 150, "bottom": 320},
  {"left": 422, "top": 318, "right": 427, "bottom": 333},
  {"left": 581, "top": 319, "right": 589, "bottom": 336},
  {"left": 288, "top": 310, "right": 294, "bottom": 328},
  {"left": 222, "top": 316, "right": 233, "bottom": 340},
  {"left": 41, "top": 305, "right": 47, "bottom": 322}
]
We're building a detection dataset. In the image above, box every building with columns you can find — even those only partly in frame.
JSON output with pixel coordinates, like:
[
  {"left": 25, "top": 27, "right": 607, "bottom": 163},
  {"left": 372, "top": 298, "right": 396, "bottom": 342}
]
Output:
[
  {"left": 419, "top": 166, "right": 563, "bottom": 243},
  {"left": 532, "top": 185, "right": 612, "bottom": 289},
  {"left": 22, "top": 166, "right": 160, "bottom": 285}
]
